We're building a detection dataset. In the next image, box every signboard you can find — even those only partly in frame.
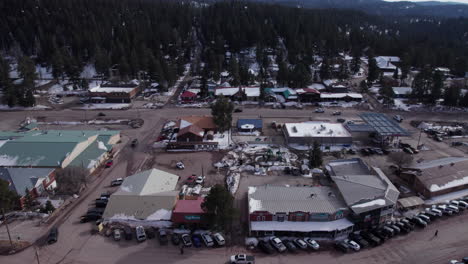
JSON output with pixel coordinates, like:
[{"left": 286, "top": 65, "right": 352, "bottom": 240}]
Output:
[{"left": 184, "top": 215, "right": 201, "bottom": 221}]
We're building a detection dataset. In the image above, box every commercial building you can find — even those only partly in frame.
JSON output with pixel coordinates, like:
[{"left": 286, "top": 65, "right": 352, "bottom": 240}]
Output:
[
  {"left": 399, "top": 157, "right": 468, "bottom": 198},
  {"left": 326, "top": 158, "right": 400, "bottom": 230},
  {"left": 359, "top": 113, "right": 410, "bottom": 146},
  {"left": 392, "top": 87, "right": 413, "bottom": 98},
  {"left": 171, "top": 197, "right": 208, "bottom": 228},
  {"left": 283, "top": 122, "right": 352, "bottom": 149},
  {"left": 167, "top": 116, "right": 219, "bottom": 151},
  {"left": 0, "top": 168, "right": 56, "bottom": 205},
  {"left": 88, "top": 84, "right": 139, "bottom": 103},
  {"left": 320, "top": 93, "right": 363, "bottom": 102},
  {"left": 215, "top": 86, "right": 260, "bottom": 101},
  {"left": 237, "top": 119, "right": 263, "bottom": 134},
  {"left": 0, "top": 129, "right": 120, "bottom": 173},
  {"left": 248, "top": 185, "right": 354, "bottom": 238},
  {"left": 103, "top": 169, "right": 179, "bottom": 221}
]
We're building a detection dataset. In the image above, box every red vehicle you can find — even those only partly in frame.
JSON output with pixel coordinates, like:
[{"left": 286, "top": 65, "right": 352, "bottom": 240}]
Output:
[
  {"left": 185, "top": 174, "right": 196, "bottom": 184},
  {"left": 105, "top": 160, "right": 113, "bottom": 168}
]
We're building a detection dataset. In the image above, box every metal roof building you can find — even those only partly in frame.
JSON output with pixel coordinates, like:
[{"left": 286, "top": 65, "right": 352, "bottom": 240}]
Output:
[
  {"left": 248, "top": 185, "right": 348, "bottom": 215},
  {"left": 0, "top": 168, "right": 55, "bottom": 196},
  {"left": 103, "top": 169, "right": 179, "bottom": 220},
  {"left": 359, "top": 113, "right": 410, "bottom": 137}
]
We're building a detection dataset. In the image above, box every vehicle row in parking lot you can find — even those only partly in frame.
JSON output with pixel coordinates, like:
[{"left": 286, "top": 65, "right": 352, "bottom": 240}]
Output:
[{"left": 257, "top": 237, "right": 320, "bottom": 254}]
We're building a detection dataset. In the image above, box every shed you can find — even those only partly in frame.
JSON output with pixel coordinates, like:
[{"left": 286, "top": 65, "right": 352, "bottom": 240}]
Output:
[{"left": 397, "top": 196, "right": 424, "bottom": 209}]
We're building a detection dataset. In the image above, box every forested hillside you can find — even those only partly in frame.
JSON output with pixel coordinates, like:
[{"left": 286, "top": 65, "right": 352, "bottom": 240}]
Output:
[{"left": 0, "top": 0, "right": 467, "bottom": 106}]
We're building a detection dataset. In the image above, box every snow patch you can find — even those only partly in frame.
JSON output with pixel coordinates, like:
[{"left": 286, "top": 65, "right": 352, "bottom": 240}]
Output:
[
  {"left": 146, "top": 209, "right": 172, "bottom": 221},
  {"left": 430, "top": 176, "right": 468, "bottom": 192},
  {"left": 351, "top": 199, "right": 386, "bottom": 208},
  {"left": 97, "top": 141, "right": 108, "bottom": 151}
]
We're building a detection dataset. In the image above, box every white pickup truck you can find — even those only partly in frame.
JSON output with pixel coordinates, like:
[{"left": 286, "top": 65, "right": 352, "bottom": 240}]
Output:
[{"left": 230, "top": 254, "right": 255, "bottom": 264}]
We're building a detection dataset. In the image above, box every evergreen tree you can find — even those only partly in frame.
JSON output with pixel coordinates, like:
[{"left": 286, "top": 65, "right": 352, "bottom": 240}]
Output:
[
  {"left": 411, "top": 67, "right": 432, "bottom": 101},
  {"left": 291, "top": 63, "right": 311, "bottom": 88},
  {"left": 309, "top": 141, "right": 323, "bottom": 168},
  {"left": 443, "top": 84, "right": 461, "bottom": 106},
  {"left": 118, "top": 56, "right": 130, "bottom": 79},
  {"left": 276, "top": 61, "right": 289, "bottom": 87},
  {"left": 201, "top": 184, "right": 236, "bottom": 231},
  {"left": 319, "top": 58, "right": 331, "bottom": 81},
  {"left": 51, "top": 50, "right": 65, "bottom": 80},
  {"left": 18, "top": 56, "right": 37, "bottom": 107},
  {"left": 23, "top": 188, "right": 34, "bottom": 209},
  {"left": 393, "top": 67, "right": 399, "bottom": 80},
  {"left": 94, "top": 47, "right": 110, "bottom": 77},
  {"left": 0, "top": 56, "right": 16, "bottom": 107},
  {"left": 461, "top": 92, "right": 468, "bottom": 107},
  {"left": 211, "top": 96, "right": 234, "bottom": 132},
  {"left": 367, "top": 56, "right": 379, "bottom": 83},
  {"left": 229, "top": 58, "right": 240, "bottom": 86},
  {"left": 338, "top": 60, "right": 349, "bottom": 80},
  {"left": 350, "top": 50, "right": 361, "bottom": 74},
  {"left": 430, "top": 71, "right": 443, "bottom": 104},
  {"left": 0, "top": 179, "right": 20, "bottom": 212},
  {"left": 359, "top": 80, "right": 368, "bottom": 93}
]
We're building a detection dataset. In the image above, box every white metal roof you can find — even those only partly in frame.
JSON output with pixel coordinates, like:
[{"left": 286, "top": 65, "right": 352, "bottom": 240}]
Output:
[
  {"left": 215, "top": 87, "right": 260, "bottom": 97},
  {"left": 392, "top": 87, "right": 412, "bottom": 95},
  {"left": 89, "top": 85, "right": 137, "bottom": 93},
  {"left": 284, "top": 122, "right": 352, "bottom": 138},
  {"left": 320, "top": 93, "right": 363, "bottom": 99},
  {"left": 250, "top": 218, "right": 354, "bottom": 232}
]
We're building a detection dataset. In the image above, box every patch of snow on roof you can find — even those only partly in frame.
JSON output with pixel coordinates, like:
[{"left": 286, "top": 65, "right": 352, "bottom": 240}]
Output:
[
  {"left": 109, "top": 213, "right": 138, "bottom": 221},
  {"left": 98, "top": 141, "right": 107, "bottom": 151},
  {"left": 87, "top": 160, "right": 97, "bottom": 169},
  {"left": 0, "top": 155, "right": 18, "bottom": 166},
  {"left": 120, "top": 185, "right": 133, "bottom": 193},
  {"left": 179, "top": 120, "right": 192, "bottom": 129},
  {"left": 430, "top": 176, "right": 468, "bottom": 192},
  {"left": 0, "top": 140, "right": 8, "bottom": 149},
  {"left": 146, "top": 209, "right": 172, "bottom": 221},
  {"left": 351, "top": 199, "right": 386, "bottom": 208},
  {"left": 248, "top": 186, "right": 256, "bottom": 195}
]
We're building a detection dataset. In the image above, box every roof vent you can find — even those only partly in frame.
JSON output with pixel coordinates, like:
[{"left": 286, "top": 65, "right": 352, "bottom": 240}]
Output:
[
  {"left": 292, "top": 126, "right": 298, "bottom": 133},
  {"left": 309, "top": 193, "right": 315, "bottom": 198}
]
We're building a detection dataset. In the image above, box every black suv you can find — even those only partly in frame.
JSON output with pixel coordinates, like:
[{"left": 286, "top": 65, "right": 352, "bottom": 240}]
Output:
[{"left": 47, "top": 227, "right": 58, "bottom": 244}]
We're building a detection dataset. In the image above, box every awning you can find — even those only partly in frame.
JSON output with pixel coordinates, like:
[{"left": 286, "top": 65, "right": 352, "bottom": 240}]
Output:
[
  {"left": 397, "top": 196, "right": 424, "bottom": 208},
  {"left": 250, "top": 218, "right": 354, "bottom": 232}
]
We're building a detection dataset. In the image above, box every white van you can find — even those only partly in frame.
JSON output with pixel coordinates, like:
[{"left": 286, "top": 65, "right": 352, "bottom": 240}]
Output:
[
  {"left": 135, "top": 226, "right": 146, "bottom": 242},
  {"left": 213, "top": 232, "right": 225, "bottom": 246},
  {"left": 201, "top": 233, "right": 214, "bottom": 247}
]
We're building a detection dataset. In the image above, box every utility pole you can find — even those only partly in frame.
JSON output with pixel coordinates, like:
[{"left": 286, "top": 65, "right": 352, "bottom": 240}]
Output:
[
  {"left": 2, "top": 209, "right": 14, "bottom": 250},
  {"left": 34, "top": 246, "right": 40, "bottom": 264},
  {"left": 417, "top": 128, "right": 422, "bottom": 148}
]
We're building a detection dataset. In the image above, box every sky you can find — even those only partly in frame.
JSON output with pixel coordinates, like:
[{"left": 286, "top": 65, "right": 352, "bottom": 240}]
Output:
[{"left": 385, "top": 0, "right": 468, "bottom": 3}]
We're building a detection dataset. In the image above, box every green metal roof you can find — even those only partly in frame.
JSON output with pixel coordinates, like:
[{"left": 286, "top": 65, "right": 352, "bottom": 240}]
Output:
[
  {"left": 0, "top": 141, "right": 79, "bottom": 167},
  {"left": 0, "top": 130, "right": 119, "bottom": 144},
  {"left": 69, "top": 140, "right": 108, "bottom": 169}
]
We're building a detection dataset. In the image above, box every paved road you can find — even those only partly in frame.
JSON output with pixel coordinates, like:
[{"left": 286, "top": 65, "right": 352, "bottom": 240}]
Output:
[{"left": 0, "top": 106, "right": 467, "bottom": 264}]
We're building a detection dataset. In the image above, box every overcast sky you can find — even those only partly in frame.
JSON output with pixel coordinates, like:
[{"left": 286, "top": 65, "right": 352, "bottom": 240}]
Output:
[{"left": 384, "top": 0, "right": 468, "bottom": 3}]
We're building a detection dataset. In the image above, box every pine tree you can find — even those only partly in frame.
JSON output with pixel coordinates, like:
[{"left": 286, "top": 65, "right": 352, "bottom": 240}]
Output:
[
  {"left": 23, "top": 188, "right": 34, "bottom": 209},
  {"left": 309, "top": 141, "right": 323, "bottom": 168},
  {"left": 367, "top": 57, "right": 379, "bottom": 83},
  {"left": 359, "top": 80, "right": 368, "bottom": 93},
  {"left": 393, "top": 67, "right": 399, "bottom": 80},
  {"left": 319, "top": 58, "right": 331, "bottom": 81},
  {"left": 430, "top": 71, "right": 443, "bottom": 104},
  {"left": 443, "top": 84, "right": 461, "bottom": 106},
  {"left": 51, "top": 50, "right": 65, "bottom": 80},
  {"left": 229, "top": 58, "right": 240, "bottom": 86},
  {"left": 119, "top": 56, "right": 130, "bottom": 80},
  {"left": 291, "top": 63, "right": 311, "bottom": 88},
  {"left": 338, "top": 60, "right": 349, "bottom": 80},
  {"left": 18, "top": 56, "right": 37, "bottom": 107},
  {"left": 350, "top": 50, "right": 361, "bottom": 74},
  {"left": 277, "top": 61, "right": 289, "bottom": 87},
  {"left": 211, "top": 96, "right": 234, "bottom": 132},
  {"left": 0, "top": 56, "right": 16, "bottom": 107}
]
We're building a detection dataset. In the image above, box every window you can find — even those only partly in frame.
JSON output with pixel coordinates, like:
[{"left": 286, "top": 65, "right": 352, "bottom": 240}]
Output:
[{"left": 277, "top": 215, "right": 285, "bottom": 222}]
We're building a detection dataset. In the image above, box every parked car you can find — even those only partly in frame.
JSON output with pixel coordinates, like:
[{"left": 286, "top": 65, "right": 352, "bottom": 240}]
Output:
[
  {"left": 361, "top": 231, "right": 381, "bottom": 246},
  {"left": 98, "top": 112, "right": 106, "bottom": 117},
  {"left": 230, "top": 254, "right": 255, "bottom": 264},
  {"left": 332, "top": 111, "right": 342, "bottom": 116},
  {"left": 394, "top": 115, "right": 403, "bottom": 122},
  {"left": 447, "top": 204, "right": 460, "bottom": 213},
  {"left": 113, "top": 229, "right": 121, "bottom": 241},
  {"left": 131, "top": 139, "right": 139, "bottom": 147},
  {"left": 181, "top": 234, "right": 192, "bottom": 247},
  {"left": 135, "top": 226, "right": 146, "bottom": 242},
  {"left": 110, "top": 178, "right": 124, "bottom": 186},
  {"left": 213, "top": 232, "right": 225, "bottom": 246},
  {"left": 169, "top": 233, "right": 179, "bottom": 245},
  {"left": 47, "top": 227, "right": 58, "bottom": 244},
  {"left": 400, "top": 218, "right": 415, "bottom": 230},
  {"left": 158, "top": 229, "right": 168, "bottom": 245},
  {"left": 87, "top": 207, "right": 105, "bottom": 215},
  {"left": 437, "top": 205, "right": 454, "bottom": 216},
  {"left": 314, "top": 108, "right": 325, "bottom": 113},
  {"left": 234, "top": 108, "right": 243, "bottom": 113},
  {"left": 293, "top": 238, "right": 308, "bottom": 250},
  {"left": 105, "top": 160, "right": 113, "bottom": 168},
  {"left": 410, "top": 217, "right": 427, "bottom": 228},
  {"left": 195, "top": 175, "right": 205, "bottom": 185},
  {"left": 258, "top": 240, "right": 275, "bottom": 254},
  {"left": 176, "top": 161, "right": 185, "bottom": 169},
  {"left": 80, "top": 213, "right": 102, "bottom": 223},
  {"left": 348, "top": 233, "right": 369, "bottom": 248},
  {"left": 192, "top": 235, "right": 202, "bottom": 248},
  {"left": 201, "top": 233, "right": 214, "bottom": 247},
  {"left": 344, "top": 239, "right": 360, "bottom": 251},
  {"left": 360, "top": 148, "right": 371, "bottom": 156},
  {"left": 283, "top": 240, "right": 297, "bottom": 253},
  {"left": 372, "top": 148, "right": 384, "bottom": 155},
  {"left": 304, "top": 238, "right": 320, "bottom": 250},
  {"left": 395, "top": 221, "right": 411, "bottom": 234},
  {"left": 337, "top": 118, "right": 346, "bottom": 123},
  {"left": 186, "top": 175, "right": 197, "bottom": 184},
  {"left": 386, "top": 224, "right": 401, "bottom": 235},
  {"left": 145, "top": 227, "right": 155, "bottom": 239},
  {"left": 428, "top": 207, "right": 443, "bottom": 217},
  {"left": 335, "top": 241, "right": 349, "bottom": 253},
  {"left": 269, "top": 237, "right": 286, "bottom": 253},
  {"left": 371, "top": 229, "right": 389, "bottom": 241},
  {"left": 381, "top": 226, "right": 395, "bottom": 237},
  {"left": 123, "top": 226, "right": 133, "bottom": 240}
]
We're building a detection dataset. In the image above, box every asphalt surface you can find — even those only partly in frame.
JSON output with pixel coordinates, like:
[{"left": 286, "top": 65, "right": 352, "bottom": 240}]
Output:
[{"left": 0, "top": 106, "right": 467, "bottom": 264}]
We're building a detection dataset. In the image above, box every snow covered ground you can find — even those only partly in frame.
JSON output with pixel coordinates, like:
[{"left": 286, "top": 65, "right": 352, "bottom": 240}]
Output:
[
  {"left": 78, "top": 103, "right": 131, "bottom": 110},
  {"left": 0, "top": 104, "right": 51, "bottom": 111},
  {"left": 208, "top": 130, "right": 232, "bottom": 149}
]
